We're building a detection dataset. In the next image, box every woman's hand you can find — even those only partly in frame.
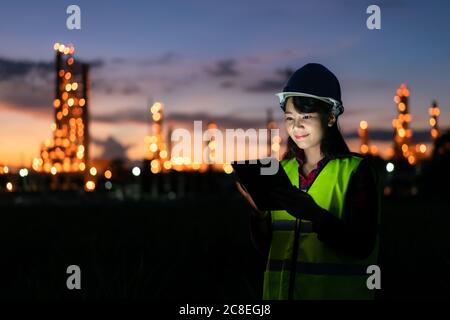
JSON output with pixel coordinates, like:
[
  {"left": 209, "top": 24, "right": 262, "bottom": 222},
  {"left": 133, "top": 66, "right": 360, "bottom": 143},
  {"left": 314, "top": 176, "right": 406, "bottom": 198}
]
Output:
[
  {"left": 235, "top": 181, "right": 267, "bottom": 217},
  {"left": 270, "top": 185, "right": 323, "bottom": 222}
]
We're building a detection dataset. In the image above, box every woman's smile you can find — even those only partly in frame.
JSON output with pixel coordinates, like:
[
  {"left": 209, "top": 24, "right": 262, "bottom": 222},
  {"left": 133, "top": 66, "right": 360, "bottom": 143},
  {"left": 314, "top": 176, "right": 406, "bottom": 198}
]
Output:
[{"left": 294, "top": 133, "right": 310, "bottom": 140}]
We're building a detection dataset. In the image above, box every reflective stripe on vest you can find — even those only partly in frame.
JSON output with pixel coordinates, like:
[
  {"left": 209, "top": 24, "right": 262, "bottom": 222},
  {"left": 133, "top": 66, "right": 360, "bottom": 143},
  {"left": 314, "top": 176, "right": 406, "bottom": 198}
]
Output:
[{"left": 263, "top": 155, "right": 380, "bottom": 300}]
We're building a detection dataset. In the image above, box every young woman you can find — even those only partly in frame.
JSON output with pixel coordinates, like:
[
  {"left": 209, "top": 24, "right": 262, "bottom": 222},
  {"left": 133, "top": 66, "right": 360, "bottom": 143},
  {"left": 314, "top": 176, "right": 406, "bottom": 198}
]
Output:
[{"left": 237, "top": 63, "right": 380, "bottom": 300}]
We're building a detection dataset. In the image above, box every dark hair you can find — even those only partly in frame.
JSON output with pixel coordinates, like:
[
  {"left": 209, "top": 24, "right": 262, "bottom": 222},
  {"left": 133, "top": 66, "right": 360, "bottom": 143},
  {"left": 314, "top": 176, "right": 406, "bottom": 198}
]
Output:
[{"left": 283, "top": 96, "right": 350, "bottom": 160}]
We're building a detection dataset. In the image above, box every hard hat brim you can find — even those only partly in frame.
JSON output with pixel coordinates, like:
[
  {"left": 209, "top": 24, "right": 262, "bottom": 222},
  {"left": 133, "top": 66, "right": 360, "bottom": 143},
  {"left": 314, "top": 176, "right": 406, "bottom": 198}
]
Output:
[{"left": 275, "top": 91, "right": 344, "bottom": 117}]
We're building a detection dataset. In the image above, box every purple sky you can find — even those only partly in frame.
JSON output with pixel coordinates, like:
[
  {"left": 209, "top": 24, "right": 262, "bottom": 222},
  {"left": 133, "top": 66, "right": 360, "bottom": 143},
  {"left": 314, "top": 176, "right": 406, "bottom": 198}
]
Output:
[{"left": 1, "top": 0, "right": 449, "bottom": 167}]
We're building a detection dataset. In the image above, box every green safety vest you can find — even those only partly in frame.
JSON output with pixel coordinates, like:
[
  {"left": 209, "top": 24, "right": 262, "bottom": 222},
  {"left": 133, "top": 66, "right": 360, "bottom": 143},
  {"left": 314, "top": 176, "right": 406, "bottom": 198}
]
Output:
[{"left": 263, "top": 154, "right": 380, "bottom": 300}]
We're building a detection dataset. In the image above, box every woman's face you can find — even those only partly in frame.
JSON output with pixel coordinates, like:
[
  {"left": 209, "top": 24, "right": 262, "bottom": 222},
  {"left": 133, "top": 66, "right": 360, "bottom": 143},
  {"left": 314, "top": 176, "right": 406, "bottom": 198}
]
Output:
[{"left": 284, "top": 97, "right": 325, "bottom": 151}]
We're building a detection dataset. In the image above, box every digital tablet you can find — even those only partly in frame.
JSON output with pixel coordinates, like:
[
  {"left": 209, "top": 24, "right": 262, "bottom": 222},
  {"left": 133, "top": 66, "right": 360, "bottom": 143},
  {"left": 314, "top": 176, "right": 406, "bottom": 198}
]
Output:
[{"left": 231, "top": 158, "right": 294, "bottom": 211}]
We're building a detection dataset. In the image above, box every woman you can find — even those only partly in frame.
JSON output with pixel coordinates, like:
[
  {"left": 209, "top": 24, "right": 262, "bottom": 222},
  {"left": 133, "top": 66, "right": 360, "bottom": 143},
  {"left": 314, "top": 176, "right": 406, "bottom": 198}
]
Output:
[{"left": 237, "top": 63, "right": 380, "bottom": 300}]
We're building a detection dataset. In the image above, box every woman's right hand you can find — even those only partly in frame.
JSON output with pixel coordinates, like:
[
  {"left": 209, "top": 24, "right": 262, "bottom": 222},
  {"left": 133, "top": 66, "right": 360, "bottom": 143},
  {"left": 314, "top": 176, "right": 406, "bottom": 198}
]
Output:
[{"left": 235, "top": 181, "right": 267, "bottom": 217}]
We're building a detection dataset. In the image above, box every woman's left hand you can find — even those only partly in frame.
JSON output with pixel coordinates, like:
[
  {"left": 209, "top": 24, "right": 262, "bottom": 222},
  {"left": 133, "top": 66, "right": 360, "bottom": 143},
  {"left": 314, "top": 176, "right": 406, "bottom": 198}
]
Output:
[{"left": 270, "top": 186, "right": 322, "bottom": 222}]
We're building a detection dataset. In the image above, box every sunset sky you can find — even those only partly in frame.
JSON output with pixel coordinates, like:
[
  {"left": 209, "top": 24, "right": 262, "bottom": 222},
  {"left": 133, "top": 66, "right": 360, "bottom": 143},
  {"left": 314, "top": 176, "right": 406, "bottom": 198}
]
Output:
[{"left": 1, "top": 0, "right": 449, "bottom": 168}]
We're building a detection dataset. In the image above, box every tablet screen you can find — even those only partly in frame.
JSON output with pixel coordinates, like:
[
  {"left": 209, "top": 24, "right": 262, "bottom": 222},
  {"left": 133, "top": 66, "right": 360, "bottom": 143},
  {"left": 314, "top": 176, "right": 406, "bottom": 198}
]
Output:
[{"left": 232, "top": 158, "right": 293, "bottom": 211}]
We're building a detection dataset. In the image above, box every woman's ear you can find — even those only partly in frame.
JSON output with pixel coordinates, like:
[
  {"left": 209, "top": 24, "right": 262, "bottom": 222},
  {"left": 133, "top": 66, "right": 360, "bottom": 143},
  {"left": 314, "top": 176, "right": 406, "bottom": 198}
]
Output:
[{"left": 327, "top": 114, "right": 336, "bottom": 127}]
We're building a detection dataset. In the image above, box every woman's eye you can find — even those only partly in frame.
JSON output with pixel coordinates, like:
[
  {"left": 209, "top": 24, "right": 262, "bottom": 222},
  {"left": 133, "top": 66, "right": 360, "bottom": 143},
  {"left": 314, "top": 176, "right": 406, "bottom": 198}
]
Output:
[
  {"left": 302, "top": 115, "right": 312, "bottom": 120},
  {"left": 285, "top": 117, "right": 293, "bottom": 121}
]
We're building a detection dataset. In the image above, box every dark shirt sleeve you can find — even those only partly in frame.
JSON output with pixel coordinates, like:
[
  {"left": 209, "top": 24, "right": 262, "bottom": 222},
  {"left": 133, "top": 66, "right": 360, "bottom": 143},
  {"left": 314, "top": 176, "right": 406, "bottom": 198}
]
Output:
[
  {"left": 249, "top": 209, "right": 272, "bottom": 258},
  {"left": 312, "top": 157, "right": 379, "bottom": 259}
]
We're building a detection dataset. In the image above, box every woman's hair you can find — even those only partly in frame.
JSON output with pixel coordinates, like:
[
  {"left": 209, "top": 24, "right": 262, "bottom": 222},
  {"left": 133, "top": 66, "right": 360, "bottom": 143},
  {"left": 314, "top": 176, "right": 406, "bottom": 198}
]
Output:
[{"left": 283, "top": 96, "right": 350, "bottom": 160}]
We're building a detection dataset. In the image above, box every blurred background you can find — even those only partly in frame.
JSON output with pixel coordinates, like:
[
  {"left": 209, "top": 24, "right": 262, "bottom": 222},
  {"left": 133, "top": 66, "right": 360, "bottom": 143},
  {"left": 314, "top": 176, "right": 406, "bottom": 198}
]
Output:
[{"left": 0, "top": 0, "right": 449, "bottom": 299}]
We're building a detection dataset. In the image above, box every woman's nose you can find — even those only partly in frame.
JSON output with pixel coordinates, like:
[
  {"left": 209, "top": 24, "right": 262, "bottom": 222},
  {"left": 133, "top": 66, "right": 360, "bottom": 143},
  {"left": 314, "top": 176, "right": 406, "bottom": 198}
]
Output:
[{"left": 294, "top": 118, "right": 305, "bottom": 128}]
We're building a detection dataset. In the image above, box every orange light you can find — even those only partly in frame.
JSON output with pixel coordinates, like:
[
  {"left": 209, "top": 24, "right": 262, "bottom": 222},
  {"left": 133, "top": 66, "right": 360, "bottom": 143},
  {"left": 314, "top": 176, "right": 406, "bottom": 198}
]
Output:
[
  {"left": 104, "top": 170, "right": 112, "bottom": 179},
  {"left": 79, "top": 98, "right": 86, "bottom": 107},
  {"left": 398, "top": 128, "right": 405, "bottom": 138},
  {"left": 431, "top": 128, "right": 439, "bottom": 138},
  {"left": 359, "top": 121, "right": 368, "bottom": 130},
  {"left": 272, "top": 143, "right": 280, "bottom": 152},
  {"left": 90, "top": 167, "right": 97, "bottom": 176},
  {"left": 163, "top": 161, "right": 172, "bottom": 170},
  {"left": 207, "top": 123, "right": 218, "bottom": 130},
  {"left": 429, "top": 118, "right": 436, "bottom": 126},
  {"left": 151, "top": 160, "right": 159, "bottom": 168},
  {"left": 85, "top": 181, "right": 96, "bottom": 192},
  {"left": 394, "top": 96, "right": 400, "bottom": 104},
  {"left": 430, "top": 107, "right": 441, "bottom": 117},
  {"left": 67, "top": 58, "right": 74, "bottom": 65},
  {"left": 360, "top": 144, "right": 369, "bottom": 154},
  {"left": 151, "top": 167, "right": 161, "bottom": 174},
  {"left": 160, "top": 150, "right": 168, "bottom": 159},
  {"left": 53, "top": 99, "right": 61, "bottom": 108},
  {"left": 272, "top": 136, "right": 281, "bottom": 144},
  {"left": 152, "top": 113, "right": 161, "bottom": 121},
  {"left": 420, "top": 144, "right": 427, "bottom": 153},
  {"left": 150, "top": 102, "right": 162, "bottom": 114},
  {"left": 404, "top": 114, "right": 412, "bottom": 122},
  {"left": 64, "top": 72, "right": 72, "bottom": 80},
  {"left": 68, "top": 98, "right": 74, "bottom": 107}
]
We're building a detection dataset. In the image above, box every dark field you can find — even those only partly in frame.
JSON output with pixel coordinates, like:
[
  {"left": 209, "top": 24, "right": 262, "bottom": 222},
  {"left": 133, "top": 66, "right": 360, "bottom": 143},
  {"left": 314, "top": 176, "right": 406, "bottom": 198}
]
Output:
[{"left": 0, "top": 191, "right": 449, "bottom": 300}]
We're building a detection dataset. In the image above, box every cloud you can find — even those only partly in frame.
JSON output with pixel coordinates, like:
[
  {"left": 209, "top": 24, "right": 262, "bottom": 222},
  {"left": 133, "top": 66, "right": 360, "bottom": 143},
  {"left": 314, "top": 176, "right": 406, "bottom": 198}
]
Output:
[
  {"left": 91, "top": 108, "right": 269, "bottom": 129},
  {"left": 0, "top": 57, "right": 103, "bottom": 81},
  {"left": 342, "top": 76, "right": 394, "bottom": 92},
  {"left": 220, "top": 80, "right": 235, "bottom": 89},
  {"left": 91, "top": 81, "right": 142, "bottom": 96},
  {"left": 0, "top": 56, "right": 104, "bottom": 114},
  {"left": 142, "top": 52, "right": 181, "bottom": 66},
  {"left": 91, "top": 109, "right": 148, "bottom": 124},
  {"left": 204, "top": 59, "right": 240, "bottom": 77},
  {"left": 241, "top": 49, "right": 299, "bottom": 65},
  {"left": 0, "top": 71, "right": 53, "bottom": 113},
  {"left": 244, "top": 67, "right": 293, "bottom": 93},
  {"left": 110, "top": 52, "right": 181, "bottom": 67},
  {"left": 0, "top": 57, "right": 53, "bottom": 81},
  {"left": 91, "top": 136, "right": 132, "bottom": 161},
  {"left": 167, "top": 111, "right": 268, "bottom": 129},
  {"left": 161, "top": 73, "right": 200, "bottom": 94}
]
